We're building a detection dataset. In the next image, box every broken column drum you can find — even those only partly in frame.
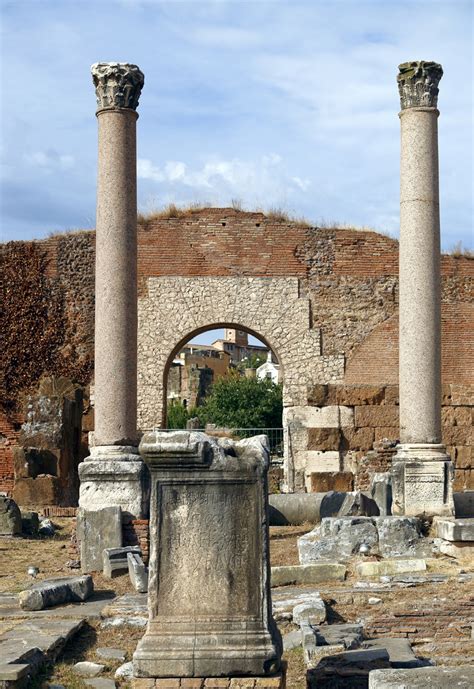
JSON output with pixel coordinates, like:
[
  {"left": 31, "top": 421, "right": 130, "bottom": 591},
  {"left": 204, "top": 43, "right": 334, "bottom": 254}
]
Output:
[
  {"left": 392, "top": 60, "right": 453, "bottom": 517},
  {"left": 78, "top": 62, "right": 147, "bottom": 519},
  {"left": 133, "top": 431, "right": 282, "bottom": 678}
]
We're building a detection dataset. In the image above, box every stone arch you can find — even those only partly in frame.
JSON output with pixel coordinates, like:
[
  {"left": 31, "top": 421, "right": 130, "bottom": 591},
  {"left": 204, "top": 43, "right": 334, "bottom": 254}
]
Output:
[{"left": 137, "top": 275, "right": 345, "bottom": 489}]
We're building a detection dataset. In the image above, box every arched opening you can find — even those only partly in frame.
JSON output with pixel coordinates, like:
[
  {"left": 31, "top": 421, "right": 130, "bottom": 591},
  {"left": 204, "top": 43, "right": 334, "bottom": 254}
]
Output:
[{"left": 162, "top": 323, "right": 284, "bottom": 471}]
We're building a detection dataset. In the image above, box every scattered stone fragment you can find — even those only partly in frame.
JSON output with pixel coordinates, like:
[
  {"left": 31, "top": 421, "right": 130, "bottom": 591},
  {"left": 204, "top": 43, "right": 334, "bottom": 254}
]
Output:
[
  {"left": 115, "top": 661, "right": 134, "bottom": 678},
  {"left": 0, "top": 495, "right": 22, "bottom": 535},
  {"left": 18, "top": 575, "right": 93, "bottom": 611},
  {"left": 368, "top": 665, "right": 474, "bottom": 688},
  {"left": 73, "top": 661, "right": 105, "bottom": 677},
  {"left": 339, "top": 491, "right": 380, "bottom": 517},
  {"left": 96, "top": 647, "right": 127, "bottom": 661},
  {"left": 368, "top": 597, "right": 382, "bottom": 605},
  {"left": 103, "top": 545, "right": 141, "bottom": 578},
  {"left": 293, "top": 599, "right": 326, "bottom": 625},
  {"left": 0, "top": 663, "right": 30, "bottom": 682},
  {"left": 272, "top": 589, "right": 327, "bottom": 622},
  {"left": 308, "top": 647, "right": 391, "bottom": 686},
  {"left": 435, "top": 517, "right": 474, "bottom": 541},
  {"left": 38, "top": 517, "right": 55, "bottom": 536},
  {"left": 272, "top": 562, "right": 346, "bottom": 586},
  {"left": 100, "top": 615, "right": 147, "bottom": 628},
  {"left": 439, "top": 541, "right": 474, "bottom": 561},
  {"left": 299, "top": 517, "right": 378, "bottom": 562},
  {"left": 356, "top": 559, "right": 426, "bottom": 578},
  {"left": 370, "top": 473, "right": 392, "bottom": 516},
  {"left": 127, "top": 551, "right": 148, "bottom": 592}
]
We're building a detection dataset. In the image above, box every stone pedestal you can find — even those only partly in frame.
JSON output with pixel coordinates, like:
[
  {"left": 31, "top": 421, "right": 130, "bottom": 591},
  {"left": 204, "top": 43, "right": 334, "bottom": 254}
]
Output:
[
  {"left": 133, "top": 431, "right": 282, "bottom": 678},
  {"left": 392, "top": 61, "right": 453, "bottom": 517}
]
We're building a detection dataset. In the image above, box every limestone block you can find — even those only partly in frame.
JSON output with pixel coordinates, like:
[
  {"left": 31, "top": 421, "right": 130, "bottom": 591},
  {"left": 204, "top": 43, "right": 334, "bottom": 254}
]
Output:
[
  {"left": 456, "top": 446, "right": 473, "bottom": 469},
  {"left": 18, "top": 575, "right": 93, "bottom": 610},
  {"left": 309, "top": 472, "right": 353, "bottom": 493},
  {"left": 304, "top": 450, "right": 341, "bottom": 471},
  {"left": 307, "top": 384, "right": 328, "bottom": 406},
  {"left": 313, "top": 623, "right": 364, "bottom": 650},
  {"left": 127, "top": 551, "right": 148, "bottom": 592},
  {"left": 272, "top": 562, "right": 346, "bottom": 585},
  {"left": 376, "top": 517, "right": 429, "bottom": 558},
  {"left": 77, "top": 506, "right": 122, "bottom": 573},
  {"left": 443, "top": 426, "right": 472, "bottom": 445},
  {"left": 434, "top": 517, "right": 474, "bottom": 542},
  {"left": 454, "top": 491, "right": 474, "bottom": 517},
  {"left": 103, "top": 546, "right": 141, "bottom": 578},
  {"left": 368, "top": 666, "right": 474, "bottom": 689},
  {"left": 298, "top": 517, "right": 378, "bottom": 563},
  {"left": 356, "top": 559, "right": 426, "bottom": 578},
  {"left": 73, "top": 661, "right": 104, "bottom": 677},
  {"left": 339, "top": 492, "right": 380, "bottom": 517},
  {"left": 391, "top": 451, "right": 454, "bottom": 517},
  {"left": 307, "top": 427, "right": 341, "bottom": 451},
  {"left": 285, "top": 405, "right": 353, "bottom": 429},
  {"left": 0, "top": 495, "right": 22, "bottom": 536},
  {"left": 361, "top": 638, "right": 420, "bottom": 669},
  {"left": 354, "top": 406, "right": 399, "bottom": 428},
  {"left": 439, "top": 541, "right": 474, "bottom": 562}
]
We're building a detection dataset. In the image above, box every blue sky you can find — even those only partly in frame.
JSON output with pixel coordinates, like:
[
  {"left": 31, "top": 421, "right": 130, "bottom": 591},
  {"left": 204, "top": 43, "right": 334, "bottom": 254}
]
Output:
[{"left": 1, "top": 0, "right": 472, "bottom": 251}]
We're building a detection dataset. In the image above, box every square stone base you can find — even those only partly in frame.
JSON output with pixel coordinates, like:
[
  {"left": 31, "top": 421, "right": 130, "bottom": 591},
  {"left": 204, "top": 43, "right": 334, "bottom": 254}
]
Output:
[
  {"left": 131, "top": 674, "right": 285, "bottom": 689},
  {"left": 391, "top": 444, "right": 454, "bottom": 517}
]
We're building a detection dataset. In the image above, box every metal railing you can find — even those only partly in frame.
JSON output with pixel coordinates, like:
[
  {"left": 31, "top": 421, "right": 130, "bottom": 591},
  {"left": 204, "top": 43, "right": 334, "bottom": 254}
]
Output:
[{"left": 156, "top": 427, "right": 284, "bottom": 463}]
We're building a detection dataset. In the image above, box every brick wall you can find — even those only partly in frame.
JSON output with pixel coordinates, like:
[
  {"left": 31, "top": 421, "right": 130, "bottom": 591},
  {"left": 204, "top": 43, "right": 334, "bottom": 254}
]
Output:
[{"left": 1, "top": 210, "right": 472, "bottom": 497}]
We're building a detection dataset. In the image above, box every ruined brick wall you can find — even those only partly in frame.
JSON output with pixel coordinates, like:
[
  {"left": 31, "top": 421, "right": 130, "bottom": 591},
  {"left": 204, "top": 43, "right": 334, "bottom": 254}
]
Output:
[{"left": 1, "top": 209, "right": 472, "bottom": 497}]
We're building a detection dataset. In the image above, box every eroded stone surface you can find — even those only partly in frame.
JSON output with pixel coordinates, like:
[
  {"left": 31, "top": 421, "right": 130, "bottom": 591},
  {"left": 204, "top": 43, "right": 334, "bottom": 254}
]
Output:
[
  {"left": 0, "top": 495, "right": 22, "bottom": 536},
  {"left": 18, "top": 575, "right": 93, "bottom": 611},
  {"left": 435, "top": 518, "right": 474, "bottom": 542},
  {"left": 77, "top": 506, "right": 122, "bottom": 573},
  {"left": 369, "top": 665, "right": 474, "bottom": 689}
]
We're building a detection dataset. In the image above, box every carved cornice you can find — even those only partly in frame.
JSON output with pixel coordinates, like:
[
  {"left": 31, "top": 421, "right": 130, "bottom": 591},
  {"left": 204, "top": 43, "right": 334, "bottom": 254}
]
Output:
[
  {"left": 397, "top": 61, "right": 443, "bottom": 110},
  {"left": 91, "top": 62, "right": 144, "bottom": 112}
]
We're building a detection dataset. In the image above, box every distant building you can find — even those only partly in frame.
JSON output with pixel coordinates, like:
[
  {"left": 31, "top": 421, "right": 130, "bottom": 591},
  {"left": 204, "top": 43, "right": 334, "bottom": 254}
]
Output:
[
  {"left": 212, "top": 328, "right": 268, "bottom": 363},
  {"left": 167, "top": 345, "right": 231, "bottom": 409},
  {"left": 256, "top": 351, "right": 280, "bottom": 384}
]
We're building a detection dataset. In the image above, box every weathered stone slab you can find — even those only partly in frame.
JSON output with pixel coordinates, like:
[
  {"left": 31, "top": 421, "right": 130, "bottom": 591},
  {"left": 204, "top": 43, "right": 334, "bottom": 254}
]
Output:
[
  {"left": 271, "top": 588, "right": 325, "bottom": 622},
  {"left": 133, "top": 431, "right": 281, "bottom": 677},
  {"left": 293, "top": 599, "right": 326, "bottom": 625},
  {"left": 356, "top": 559, "right": 426, "bottom": 578},
  {"left": 312, "top": 623, "right": 364, "bottom": 650},
  {"left": 0, "top": 495, "right": 22, "bottom": 536},
  {"left": 368, "top": 665, "right": 474, "bottom": 688},
  {"left": 127, "top": 551, "right": 148, "bottom": 592},
  {"left": 435, "top": 517, "right": 474, "bottom": 542},
  {"left": 271, "top": 563, "right": 346, "bottom": 586},
  {"left": 374, "top": 517, "right": 427, "bottom": 558},
  {"left": 370, "top": 473, "right": 392, "bottom": 516},
  {"left": 361, "top": 638, "right": 421, "bottom": 669},
  {"left": 102, "top": 546, "right": 141, "bottom": 578},
  {"left": 96, "top": 647, "right": 126, "bottom": 661},
  {"left": 21, "top": 510, "right": 39, "bottom": 535},
  {"left": 439, "top": 541, "right": 474, "bottom": 561},
  {"left": 339, "top": 492, "right": 380, "bottom": 517},
  {"left": 73, "top": 661, "right": 104, "bottom": 677},
  {"left": 77, "top": 506, "right": 122, "bottom": 573},
  {"left": 18, "top": 575, "right": 93, "bottom": 611},
  {"left": 454, "top": 491, "right": 474, "bottom": 517},
  {"left": 308, "top": 647, "right": 391, "bottom": 686}
]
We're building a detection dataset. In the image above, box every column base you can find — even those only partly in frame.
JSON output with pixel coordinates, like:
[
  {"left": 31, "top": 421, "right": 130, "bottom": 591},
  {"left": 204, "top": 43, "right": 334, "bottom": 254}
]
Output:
[
  {"left": 78, "top": 445, "right": 149, "bottom": 519},
  {"left": 133, "top": 625, "right": 281, "bottom": 678},
  {"left": 391, "top": 443, "right": 454, "bottom": 517}
]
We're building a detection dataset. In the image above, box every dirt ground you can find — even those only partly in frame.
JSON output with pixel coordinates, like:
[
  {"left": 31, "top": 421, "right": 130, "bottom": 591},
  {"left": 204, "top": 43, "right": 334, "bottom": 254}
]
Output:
[{"left": 1, "top": 520, "right": 473, "bottom": 689}]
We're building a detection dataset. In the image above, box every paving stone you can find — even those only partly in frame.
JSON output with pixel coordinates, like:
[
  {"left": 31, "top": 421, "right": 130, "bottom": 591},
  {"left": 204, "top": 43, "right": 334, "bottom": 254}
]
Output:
[
  {"left": 84, "top": 680, "right": 117, "bottom": 689},
  {"left": 73, "top": 660, "right": 105, "bottom": 677},
  {"left": 361, "top": 638, "right": 424, "bottom": 669},
  {"left": 272, "top": 562, "right": 346, "bottom": 585},
  {"left": 435, "top": 517, "right": 474, "bottom": 542},
  {"left": 356, "top": 559, "right": 427, "bottom": 577},
  {"left": 368, "top": 665, "right": 474, "bottom": 688},
  {"left": 96, "top": 647, "right": 126, "bottom": 661},
  {"left": 18, "top": 575, "right": 93, "bottom": 610}
]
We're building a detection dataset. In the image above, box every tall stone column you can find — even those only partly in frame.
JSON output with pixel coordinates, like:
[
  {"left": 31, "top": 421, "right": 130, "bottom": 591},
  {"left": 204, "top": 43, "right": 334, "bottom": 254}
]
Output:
[
  {"left": 392, "top": 61, "right": 454, "bottom": 517},
  {"left": 78, "top": 63, "right": 148, "bottom": 520}
]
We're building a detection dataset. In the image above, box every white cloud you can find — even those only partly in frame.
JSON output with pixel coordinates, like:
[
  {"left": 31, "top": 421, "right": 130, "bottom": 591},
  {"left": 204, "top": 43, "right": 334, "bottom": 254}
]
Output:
[
  {"left": 137, "top": 154, "right": 311, "bottom": 205},
  {"left": 25, "top": 150, "right": 75, "bottom": 171}
]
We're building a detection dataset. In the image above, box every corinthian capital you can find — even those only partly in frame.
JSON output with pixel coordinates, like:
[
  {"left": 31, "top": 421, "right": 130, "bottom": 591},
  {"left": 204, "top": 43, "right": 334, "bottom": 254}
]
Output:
[
  {"left": 397, "top": 61, "right": 443, "bottom": 110},
  {"left": 91, "top": 62, "right": 144, "bottom": 112}
]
